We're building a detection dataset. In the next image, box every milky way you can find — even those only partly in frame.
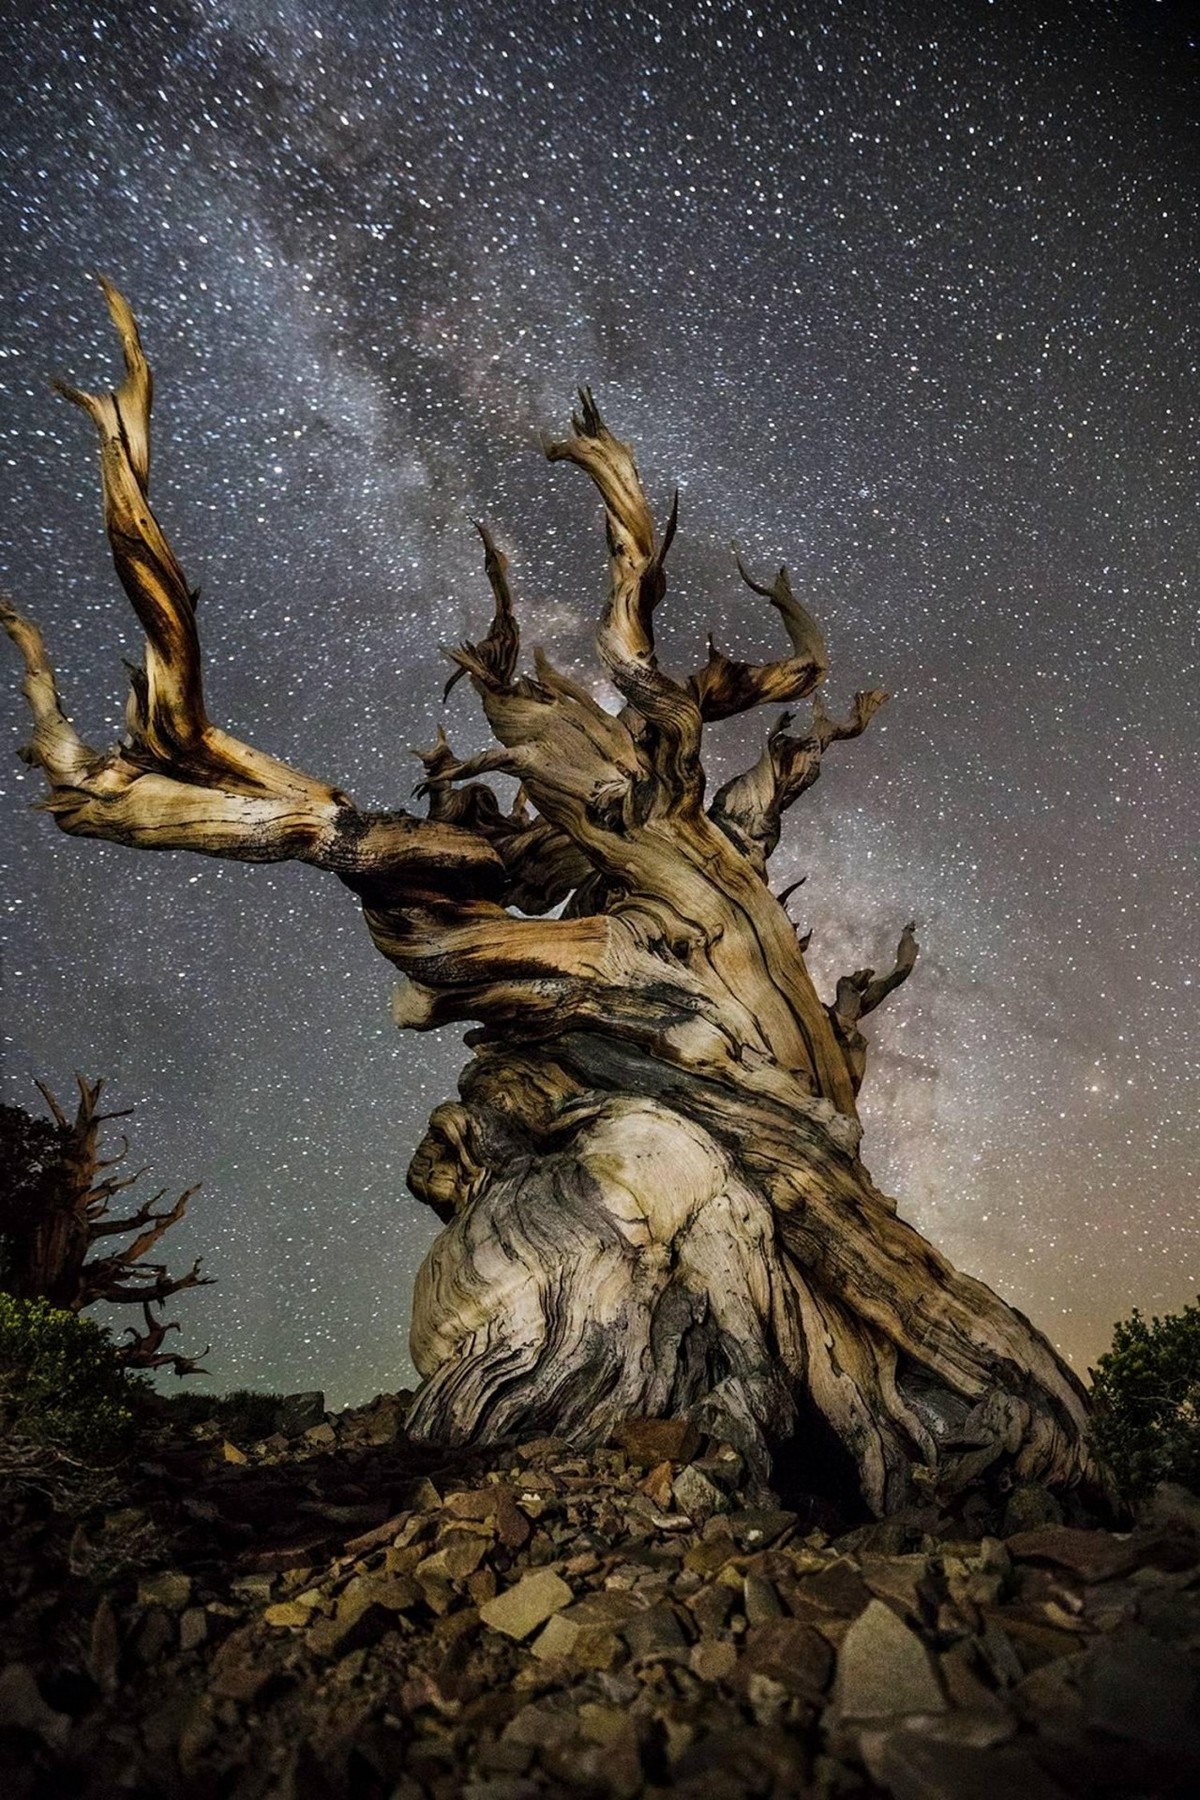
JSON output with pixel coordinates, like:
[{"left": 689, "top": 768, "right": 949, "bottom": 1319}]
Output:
[{"left": 1, "top": 0, "right": 1197, "bottom": 1404}]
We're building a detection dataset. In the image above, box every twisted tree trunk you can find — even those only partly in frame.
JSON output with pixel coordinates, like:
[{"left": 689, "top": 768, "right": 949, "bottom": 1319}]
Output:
[{"left": 2, "top": 283, "right": 1098, "bottom": 1512}]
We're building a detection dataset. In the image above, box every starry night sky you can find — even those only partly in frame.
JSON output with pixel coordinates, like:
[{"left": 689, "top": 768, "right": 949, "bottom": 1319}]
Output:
[{"left": 1, "top": 0, "right": 1196, "bottom": 1405}]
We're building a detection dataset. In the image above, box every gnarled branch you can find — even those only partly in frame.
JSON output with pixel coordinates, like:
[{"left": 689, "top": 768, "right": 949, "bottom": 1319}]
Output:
[
  {"left": 2, "top": 281, "right": 501, "bottom": 910},
  {"left": 710, "top": 687, "right": 888, "bottom": 872},
  {"left": 120, "top": 1302, "right": 210, "bottom": 1377},
  {"left": 689, "top": 550, "right": 828, "bottom": 721},
  {"left": 827, "top": 922, "right": 920, "bottom": 1091},
  {"left": 546, "top": 390, "right": 700, "bottom": 806}
]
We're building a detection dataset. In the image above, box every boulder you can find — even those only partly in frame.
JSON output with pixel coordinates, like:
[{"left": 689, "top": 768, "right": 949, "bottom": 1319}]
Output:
[{"left": 274, "top": 1392, "right": 326, "bottom": 1437}]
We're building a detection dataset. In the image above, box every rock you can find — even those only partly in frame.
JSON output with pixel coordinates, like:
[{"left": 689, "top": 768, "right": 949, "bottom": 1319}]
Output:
[
  {"left": 635, "top": 1460, "right": 673, "bottom": 1509},
  {"left": 672, "top": 1464, "right": 731, "bottom": 1521},
  {"left": 443, "top": 1486, "right": 503, "bottom": 1519},
  {"left": 1002, "top": 1483, "right": 1064, "bottom": 1535},
  {"left": 469, "top": 1567, "right": 498, "bottom": 1607},
  {"left": 976, "top": 1620, "right": 1026, "bottom": 1688},
  {"left": 571, "top": 1626, "right": 625, "bottom": 1670},
  {"left": 529, "top": 1613, "right": 580, "bottom": 1661},
  {"left": 208, "top": 1627, "right": 279, "bottom": 1704},
  {"left": 359, "top": 1395, "right": 404, "bottom": 1444},
  {"left": 981, "top": 1608, "right": 1084, "bottom": 1670},
  {"left": 860, "top": 1553, "right": 929, "bottom": 1621},
  {"left": 417, "top": 1532, "right": 488, "bottom": 1581},
  {"left": 738, "top": 1618, "right": 833, "bottom": 1697},
  {"left": 133, "top": 1606, "right": 175, "bottom": 1664},
  {"left": 461, "top": 1784, "right": 542, "bottom": 1800},
  {"left": 793, "top": 1556, "right": 872, "bottom": 1617},
  {"left": 10, "top": 1385, "right": 1200, "bottom": 1800},
  {"left": 939, "top": 1639, "right": 1013, "bottom": 1718},
  {"left": 945, "top": 1537, "right": 1010, "bottom": 1610},
  {"left": 727, "top": 1508, "right": 796, "bottom": 1550},
  {"left": 306, "top": 1600, "right": 393, "bottom": 1660},
  {"left": 859, "top": 1725, "right": 1069, "bottom": 1800},
  {"left": 230, "top": 1573, "right": 274, "bottom": 1605},
  {"left": 622, "top": 1601, "right": 689, "bottom": 1661},
  {"left": 263, "top": 1600, "right": 313, "bottom": 1627},
  {"left": 834, "top": 1598, "right": 947, "bottom": 1721},
  {"left": 612, "top": 1417, "right": 701, "bottom": 1466},
  {"left": 479, "top": 1569, "right": 573, "bottom": 1640},
  {"left": 742, "top": 1574, "right": 783, "bottom": 1623},
  {"left": 137, "top": 1570, "right": 193, "bottom": 1612},
  {"left": 1082, "top": 1626, "right": 1200, "bottom": 1762},
  {"left": 564, "top": 1590, "right": 646, "bottom": 1627},
  {"left": 577, "top": 1700, "right": 633, "bottom": 1746},
  {"left": 86, "top": 1595, "right": 121, "bottom": 1693},
  {"left": 221, "top": 1440, "right": 247, "bottom": 1464},
  {"left": 0, "top": 1663, "right": 71, "bottom": 1748},
  {"left": 495, "top": 1491, "right": 533, "bottom": 1550},
  {"left": 343, "top": 1510, "right": 412, "bottom": 1556},
  {"left": 351, "top": 1574, "right": 421, "bottom": 1614},
  {"left": 445, "top": 1482, "right": 538, "bottom": 1539},
  {"left": 304, "top": 1421, "right": 337, "bottom": 1446},
  {"left": 274, "top": 1391, "right": 326, "bottom": 1437},
  {"left": 690, "top": 1638, "right": 738, "bottom": 1680},
  {"left": 409, "top": 1476, "right": 442, "bottom": 1510},
  {"left": 500, "top": 1702, "right": 579, "bottom": 1753},
  {"left": 1003, "top": 1525, "right": 1141, "bottom": 1582},
  {"left": 683, "top": 1537, "right": 737, "bottom": 1575},
  {"left": 1142, "top": 1481, "right": 1200, "bottom": 1535},
  {"left": 689, "top": 1581, "right": 737, "bottom": 1635},
  {"left": 837, "top": 1509, "right": 936, "bottom": 1556}
]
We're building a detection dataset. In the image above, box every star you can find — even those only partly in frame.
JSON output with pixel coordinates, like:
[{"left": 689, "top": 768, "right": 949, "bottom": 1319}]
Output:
[{"left": 1, "top": 0, "right": 1197, "bottom": 1401}]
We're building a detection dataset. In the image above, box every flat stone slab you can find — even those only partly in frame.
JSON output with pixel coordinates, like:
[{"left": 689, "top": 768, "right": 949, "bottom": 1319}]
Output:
[
  {"left": 611, "top": 1418, "right": 701, "bottom": 1465},
  {"left": 835, "top": 1598, "right": 947, "bottom": 1720},
  {"left": 479, "top": 1568, "right": 573, "bottom": 1640}
]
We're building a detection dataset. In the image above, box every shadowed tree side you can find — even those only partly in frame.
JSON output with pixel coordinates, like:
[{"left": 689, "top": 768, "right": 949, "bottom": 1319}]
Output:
[
  {"left": 2, "top": 282, "right": 1098, "bottom": 1511},
  {"left": 0, "top": 1074, "right": 210, "bottom": 1374}
]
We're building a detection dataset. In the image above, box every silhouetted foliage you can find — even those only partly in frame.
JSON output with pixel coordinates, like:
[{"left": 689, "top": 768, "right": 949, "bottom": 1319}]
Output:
[
  {"left": 1090, "top": 1298, "right": 1200, "bottom": 1501},
  {"left": 0, "top": 1294, "right": 144, "bottom": 1460},
  {"left": 0, "top": 1076, "right": 211, "bottom": 1373},
  {"left": 0, "top": 1101, "right": 65, "bottom": 1285},
  {"left": 158, "top": 1387, "right": 283, "bottom": 1442}
]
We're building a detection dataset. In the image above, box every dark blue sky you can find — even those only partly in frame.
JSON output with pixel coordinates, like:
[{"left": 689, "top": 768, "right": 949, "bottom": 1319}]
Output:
[{"left": 1, "top": 0, "right": 1197, "bottom": 1401}]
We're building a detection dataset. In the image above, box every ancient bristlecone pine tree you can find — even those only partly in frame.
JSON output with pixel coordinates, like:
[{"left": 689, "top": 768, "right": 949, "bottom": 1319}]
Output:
[
  {"left": 0, "top": 1073, "right": 210, "bottom": 1373},
  {"left": 2, "top": 283, "right": 1096, "bottom": 1511}
]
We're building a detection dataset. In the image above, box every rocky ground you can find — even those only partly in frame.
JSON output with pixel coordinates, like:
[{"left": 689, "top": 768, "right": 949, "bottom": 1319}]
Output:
[{"left": 1, "top": 1391, "right": 1199, "bottom": 1799}]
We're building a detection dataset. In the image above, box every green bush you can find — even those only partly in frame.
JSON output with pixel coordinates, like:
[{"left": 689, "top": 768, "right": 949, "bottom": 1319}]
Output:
[
  {"left": 0, "top": 1294, "right": 144, "bottom": 1461},
  {"left": 1090, "top": 1298, "right": 1200, "bottom": 1501}
]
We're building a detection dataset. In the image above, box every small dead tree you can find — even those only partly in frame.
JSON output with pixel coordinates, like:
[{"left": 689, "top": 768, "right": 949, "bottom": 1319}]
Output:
[
  {"left": 0, "top": 1074, "right": 210, "bottom": 1374},
  {"left": 2, "top": 282, "right": 1099, "bottom": 1508}
]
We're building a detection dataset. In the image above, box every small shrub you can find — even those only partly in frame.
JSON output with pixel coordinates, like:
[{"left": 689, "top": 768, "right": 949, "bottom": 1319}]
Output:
[
  {"left": 158, "top": 1386, "right": 282, "bottom": 1443},
  {"left": 0, "top": 1294, "right": 144, "bottom": 1461},
  {"left": 1090, "top": 1298, "right": 1200, "bottom": 1501}
]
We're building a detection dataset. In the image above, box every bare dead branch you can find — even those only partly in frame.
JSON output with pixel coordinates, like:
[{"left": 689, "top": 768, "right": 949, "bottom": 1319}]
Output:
[
  {"left": 3, "top": 284, "right": 501, "bottom": 912},
  {"left": 709, "top": 688, "right": 888, "bottom": 873},
  {"left": 120, "top": 1303, "right": 210, "bottom": 1376},
  {"left": 827, "top": 922, "right": 920, "bottom": 1091},
  {"left": 688, "top": 550, "right": 828, "bottom": 720},
  {"left": 443, "top": 522, "right": 521, "bottom": 697},
  {"left": 545, "top": 390, "right": 701, "bottom": 803}
]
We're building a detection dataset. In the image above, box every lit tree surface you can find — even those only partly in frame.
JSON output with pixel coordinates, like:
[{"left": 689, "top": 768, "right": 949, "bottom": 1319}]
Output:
[{"left": 3, "top": 285, "right": 1098, "bottom": 1511}]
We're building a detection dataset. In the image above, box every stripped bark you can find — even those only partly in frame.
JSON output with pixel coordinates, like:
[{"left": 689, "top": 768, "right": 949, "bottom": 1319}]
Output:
[{"left": 3, "top": 285, "right": 1099, "bottom": 1508}]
